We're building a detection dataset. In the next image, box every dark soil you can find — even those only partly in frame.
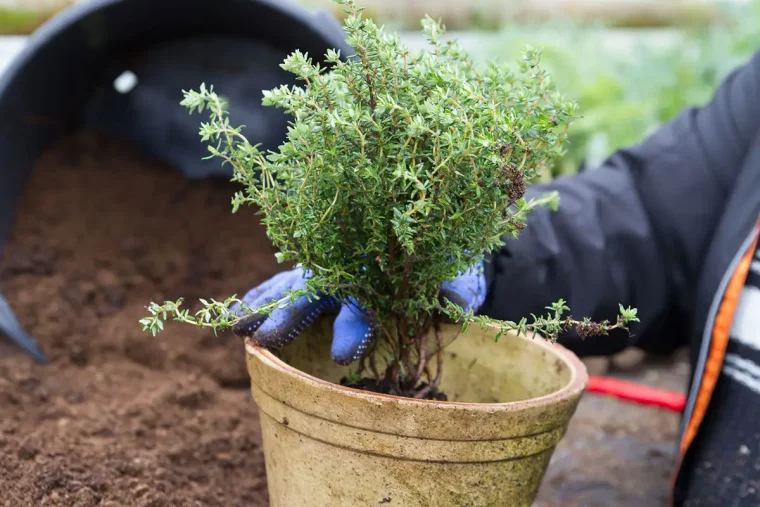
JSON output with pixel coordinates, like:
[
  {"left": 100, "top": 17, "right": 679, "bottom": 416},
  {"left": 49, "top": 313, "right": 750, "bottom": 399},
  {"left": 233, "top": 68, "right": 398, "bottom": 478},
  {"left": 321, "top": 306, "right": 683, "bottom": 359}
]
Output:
[
  {"left": 0, "top": 132, "right": 282, "bottom": 507},
  {"left": 0, "top": 131, "right": 686, "bottom": 506},
  {"left": 339, "top": 376, "right": 448, "bottom": 401}
]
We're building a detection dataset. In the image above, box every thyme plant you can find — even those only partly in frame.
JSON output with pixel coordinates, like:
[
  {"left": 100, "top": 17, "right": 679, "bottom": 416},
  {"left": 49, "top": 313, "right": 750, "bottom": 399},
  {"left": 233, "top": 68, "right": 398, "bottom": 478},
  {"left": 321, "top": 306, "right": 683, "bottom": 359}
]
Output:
[{"left": 140, "top": 0, "right": 637, "bottom": 397}]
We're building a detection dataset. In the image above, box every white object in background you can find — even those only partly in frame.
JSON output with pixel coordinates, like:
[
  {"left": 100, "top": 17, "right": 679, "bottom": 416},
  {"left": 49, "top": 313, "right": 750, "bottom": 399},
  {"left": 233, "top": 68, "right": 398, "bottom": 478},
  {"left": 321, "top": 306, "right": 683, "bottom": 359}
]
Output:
[
  {"left": 584, "top": 132, "right": 610, "bottom": 170},
  {"left": 0, "top": 36, "right": 27, "bottom": 77}
]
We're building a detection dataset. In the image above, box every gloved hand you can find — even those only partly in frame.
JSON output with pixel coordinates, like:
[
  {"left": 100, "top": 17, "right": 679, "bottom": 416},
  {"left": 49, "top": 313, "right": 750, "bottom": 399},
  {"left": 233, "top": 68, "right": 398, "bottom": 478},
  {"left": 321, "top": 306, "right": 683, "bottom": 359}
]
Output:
[{"left": 231, "top": 262, "right": 487, "bottom": 365}]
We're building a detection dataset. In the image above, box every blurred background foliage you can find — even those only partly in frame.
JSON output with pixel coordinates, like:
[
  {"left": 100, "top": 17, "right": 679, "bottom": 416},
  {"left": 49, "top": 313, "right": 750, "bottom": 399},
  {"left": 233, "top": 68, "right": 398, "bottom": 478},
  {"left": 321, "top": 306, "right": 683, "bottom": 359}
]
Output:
[
  {"left": 0, "top": 0, "right": 72, "bottom": 35},
  {"left": 377, "top": 0, "right": 760, "bottom": 177},
  {"left": 2, "top": 0, "right": 758, "bottom": 177},
  {"left": 469, "top": 2, "right": 760, "bottom": 177},
  {"left": 299, "top": 0, "right": 728, "bottom": 31}
]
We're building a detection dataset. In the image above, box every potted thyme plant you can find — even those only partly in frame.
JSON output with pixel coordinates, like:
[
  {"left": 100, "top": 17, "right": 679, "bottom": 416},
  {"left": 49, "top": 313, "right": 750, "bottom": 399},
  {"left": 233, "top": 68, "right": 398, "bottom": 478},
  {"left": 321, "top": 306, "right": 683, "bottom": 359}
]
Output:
[{"left": 140, "top": 1, "right": 637, "bottom": 504}]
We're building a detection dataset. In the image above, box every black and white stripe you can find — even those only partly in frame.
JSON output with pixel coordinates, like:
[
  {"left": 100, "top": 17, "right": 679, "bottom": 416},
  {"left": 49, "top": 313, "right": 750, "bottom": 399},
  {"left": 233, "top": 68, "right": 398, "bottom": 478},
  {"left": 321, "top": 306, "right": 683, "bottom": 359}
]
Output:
[
  {"left": 684, "top": 244, "right": 760, "bottom": 504},
  {"left": 722, "top": 246, "right": 760, "bottom": 391}
]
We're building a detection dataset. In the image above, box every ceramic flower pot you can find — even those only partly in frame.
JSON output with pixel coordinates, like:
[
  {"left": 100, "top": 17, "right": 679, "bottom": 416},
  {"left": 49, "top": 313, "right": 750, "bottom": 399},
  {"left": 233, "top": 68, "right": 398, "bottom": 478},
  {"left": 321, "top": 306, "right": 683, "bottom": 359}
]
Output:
[{"left": 245, "top": 317, "right": 587, "bottom": 506}]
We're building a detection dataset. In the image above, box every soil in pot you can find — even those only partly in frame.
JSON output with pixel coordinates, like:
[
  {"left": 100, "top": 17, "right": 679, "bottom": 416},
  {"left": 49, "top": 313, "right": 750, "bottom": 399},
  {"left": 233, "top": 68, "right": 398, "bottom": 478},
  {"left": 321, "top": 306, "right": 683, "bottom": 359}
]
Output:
[
  {"left": 339, "top": 377, "right": 449, "bottom": 401},
  {"left": 0, "top": 131, "right": 281, "bottom": 507}
]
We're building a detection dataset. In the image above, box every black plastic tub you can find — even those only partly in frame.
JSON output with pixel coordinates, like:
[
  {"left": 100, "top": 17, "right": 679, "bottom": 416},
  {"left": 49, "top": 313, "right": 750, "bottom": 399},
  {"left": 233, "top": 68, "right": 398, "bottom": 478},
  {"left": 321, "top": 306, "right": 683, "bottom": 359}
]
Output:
[{"left": 0, "top": 0, "right": 350, "bottom": 361}]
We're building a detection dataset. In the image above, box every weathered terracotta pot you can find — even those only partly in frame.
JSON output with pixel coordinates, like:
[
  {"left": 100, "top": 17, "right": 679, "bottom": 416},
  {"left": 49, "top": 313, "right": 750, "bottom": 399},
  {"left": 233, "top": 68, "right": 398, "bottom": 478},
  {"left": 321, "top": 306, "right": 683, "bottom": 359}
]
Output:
[{"left": 245, "top": 317, "right": 587, "bottom": 506}]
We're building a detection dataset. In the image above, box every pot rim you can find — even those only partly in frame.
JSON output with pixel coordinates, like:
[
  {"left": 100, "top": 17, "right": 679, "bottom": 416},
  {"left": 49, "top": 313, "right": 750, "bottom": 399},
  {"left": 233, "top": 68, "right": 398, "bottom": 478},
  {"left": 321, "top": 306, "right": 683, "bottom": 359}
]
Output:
[{"left": 245, "top": 328, "right": 588, "bottom": 411}]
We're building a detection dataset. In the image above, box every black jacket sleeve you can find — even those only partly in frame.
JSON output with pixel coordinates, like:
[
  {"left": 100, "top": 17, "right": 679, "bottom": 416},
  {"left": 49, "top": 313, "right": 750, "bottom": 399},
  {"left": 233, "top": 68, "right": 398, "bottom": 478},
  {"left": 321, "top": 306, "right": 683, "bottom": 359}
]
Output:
[{"left": 480, "top": 49, "right": 760, "bottom": 357}]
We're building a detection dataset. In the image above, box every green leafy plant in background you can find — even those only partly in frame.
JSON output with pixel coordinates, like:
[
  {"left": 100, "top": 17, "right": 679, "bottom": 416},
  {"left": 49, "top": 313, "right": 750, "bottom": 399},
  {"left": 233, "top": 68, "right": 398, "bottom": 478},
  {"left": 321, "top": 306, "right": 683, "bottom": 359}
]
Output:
[
  {"left": 140, "top": 0, "right": 637, "bottom": 398},
  {"left": 476, "top": 1, "right": 760, "bottom": 178},
  {"left": 0, "top": 1, "right": 72, "bottom": 35},
  {"left": 296, "top": 0, "right": 724, "bottom": 32}
]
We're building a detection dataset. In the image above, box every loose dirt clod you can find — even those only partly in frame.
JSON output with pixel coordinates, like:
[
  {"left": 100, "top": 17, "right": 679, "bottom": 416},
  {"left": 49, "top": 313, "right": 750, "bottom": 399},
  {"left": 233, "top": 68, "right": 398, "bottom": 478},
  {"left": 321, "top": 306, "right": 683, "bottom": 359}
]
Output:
[{"left": 0, "top": 132, "right": 281, "bottom": 507}]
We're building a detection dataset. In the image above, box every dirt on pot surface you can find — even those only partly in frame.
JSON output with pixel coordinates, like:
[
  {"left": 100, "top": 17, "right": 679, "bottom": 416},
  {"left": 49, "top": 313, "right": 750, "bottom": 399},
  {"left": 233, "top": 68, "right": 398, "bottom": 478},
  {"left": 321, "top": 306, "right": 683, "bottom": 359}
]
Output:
[{"left": 0, "top": 132, "right": 687, "bottom": 506}]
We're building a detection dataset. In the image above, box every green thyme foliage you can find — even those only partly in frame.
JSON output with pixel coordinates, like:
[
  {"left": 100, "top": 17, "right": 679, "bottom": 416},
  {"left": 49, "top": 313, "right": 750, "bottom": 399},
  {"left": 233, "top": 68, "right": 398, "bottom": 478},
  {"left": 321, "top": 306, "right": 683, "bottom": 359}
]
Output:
[
  {"left": 452, "top": 300, "right": 639, "bottom": 343},
  {"left": 140, "top": 291, "right": 310, "bottom": 337},
  {"left": 141, "top": 0, "right": 639, "bottom": 379},
  {"left": 178, "top": 0, "right": 575, "bottom": 327}
]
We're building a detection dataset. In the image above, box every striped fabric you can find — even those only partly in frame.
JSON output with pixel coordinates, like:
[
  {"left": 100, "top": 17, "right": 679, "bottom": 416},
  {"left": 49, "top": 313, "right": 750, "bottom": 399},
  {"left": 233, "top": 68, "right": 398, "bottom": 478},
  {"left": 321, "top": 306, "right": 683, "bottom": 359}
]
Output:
[{"left": 683, "top": 244, "right": 760, "bottom": 505}]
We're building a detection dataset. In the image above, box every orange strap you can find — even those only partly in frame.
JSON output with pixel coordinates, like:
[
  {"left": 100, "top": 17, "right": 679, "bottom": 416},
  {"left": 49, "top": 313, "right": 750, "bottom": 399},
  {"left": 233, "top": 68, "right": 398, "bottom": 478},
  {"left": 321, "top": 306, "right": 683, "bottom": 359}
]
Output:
[{"left": 672, "top": 228, "right": 759, "bottom": 504}]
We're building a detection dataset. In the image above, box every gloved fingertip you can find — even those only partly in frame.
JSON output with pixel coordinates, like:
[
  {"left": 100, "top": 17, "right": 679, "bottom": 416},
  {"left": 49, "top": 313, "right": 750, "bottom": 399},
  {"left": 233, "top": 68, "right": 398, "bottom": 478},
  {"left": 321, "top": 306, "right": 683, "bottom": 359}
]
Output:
[
  {"left": 438, "top": 285, "right": 468, "bottom": 311},
  {"left": 332, "top": 329, "right": 373, "bottom": 365},
  {"left": 251, "top": 323, "right": 294, "bottom": 350},
  {"left": 439, "top": 266, "right": 487, "bottom": 317},
  {"left": 232, "top": 313, "right": 267, "bottom": 338},
  {"left": 331, "top": 304, "right": 374, "bottom": 365},
  {"left": 253, "top": 295, "right": 337, "bottom": 350}
]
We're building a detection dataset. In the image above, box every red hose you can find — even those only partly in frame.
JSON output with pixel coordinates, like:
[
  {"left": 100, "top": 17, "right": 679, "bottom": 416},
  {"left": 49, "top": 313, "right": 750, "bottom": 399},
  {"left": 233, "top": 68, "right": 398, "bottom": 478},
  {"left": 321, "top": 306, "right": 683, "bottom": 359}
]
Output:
[{"left": 586, "top": 375, "right": 686, "bottom": 413}]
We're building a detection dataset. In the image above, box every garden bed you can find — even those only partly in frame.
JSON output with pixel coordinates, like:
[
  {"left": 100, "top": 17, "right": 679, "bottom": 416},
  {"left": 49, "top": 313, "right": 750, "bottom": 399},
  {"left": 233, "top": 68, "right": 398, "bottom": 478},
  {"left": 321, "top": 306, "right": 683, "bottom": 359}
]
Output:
[
  {"left": 0, "top": 132, "right": 279, "bottom": 506},
  {"left": 0, "top": 132, "right": 683, "bottom": 506}
]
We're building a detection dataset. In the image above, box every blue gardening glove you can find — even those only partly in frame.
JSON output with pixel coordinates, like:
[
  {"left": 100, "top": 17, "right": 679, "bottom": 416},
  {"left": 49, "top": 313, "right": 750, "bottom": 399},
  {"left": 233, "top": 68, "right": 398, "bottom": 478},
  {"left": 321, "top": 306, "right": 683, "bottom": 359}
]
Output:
[{"left": 231, "top": 262, "right": 487, "bottom": 365}]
